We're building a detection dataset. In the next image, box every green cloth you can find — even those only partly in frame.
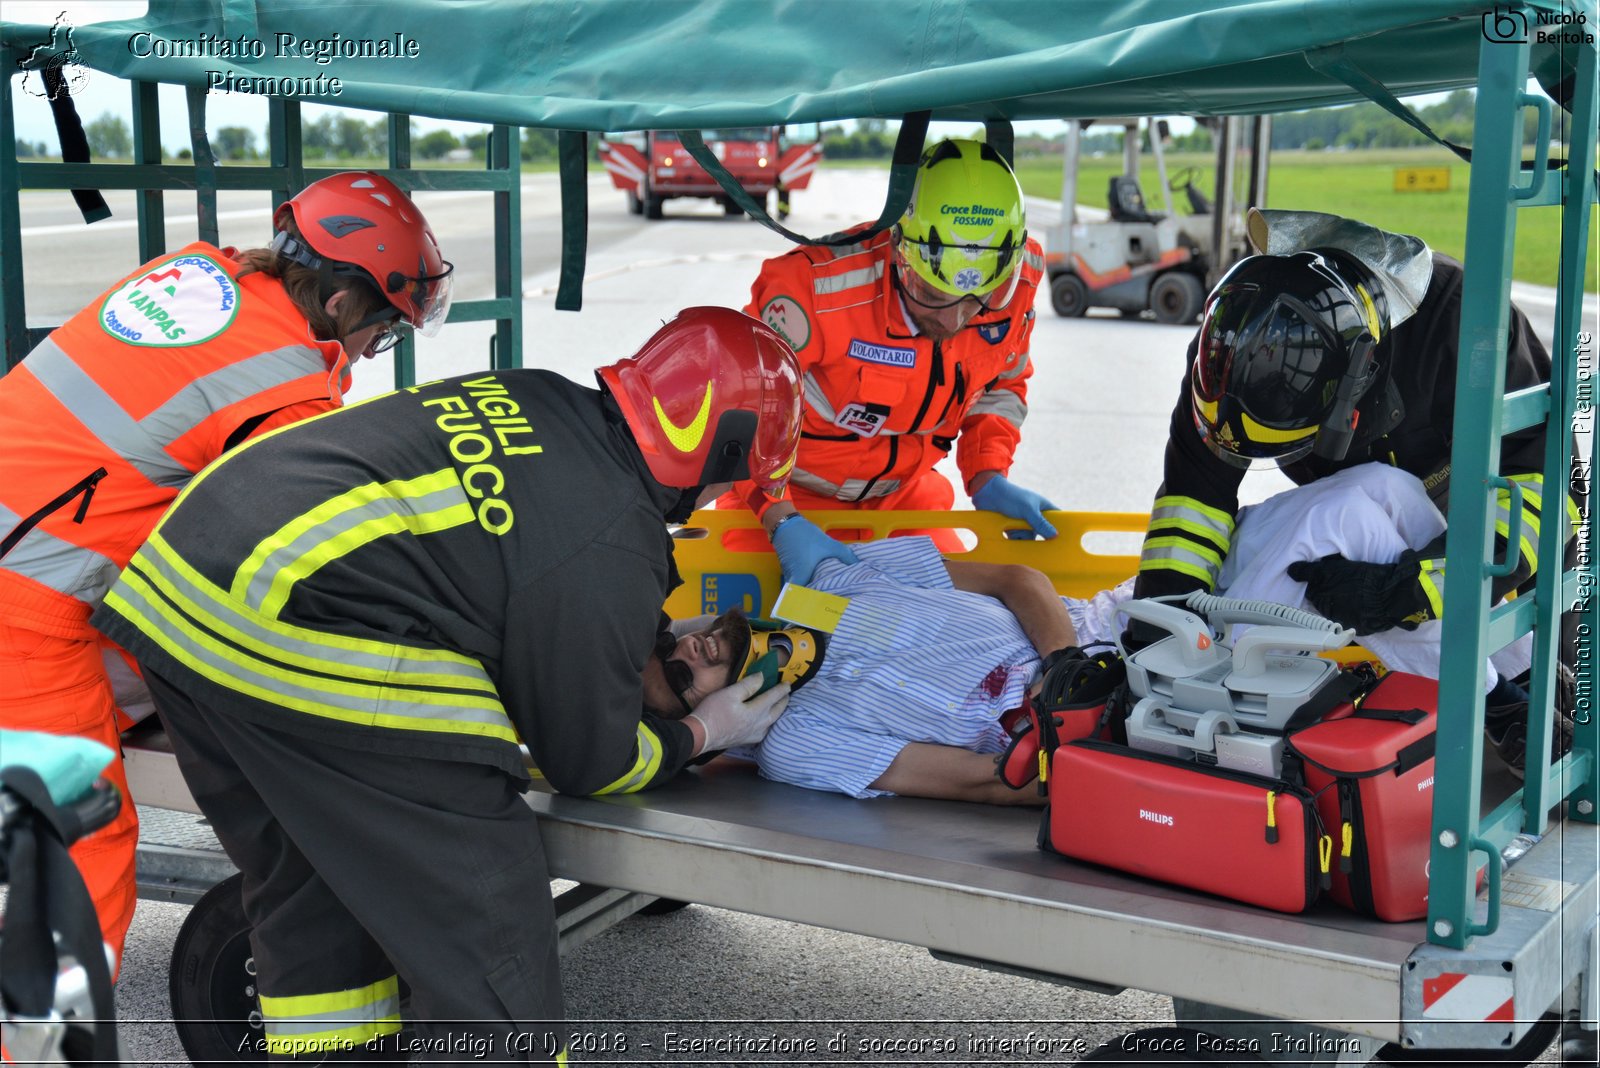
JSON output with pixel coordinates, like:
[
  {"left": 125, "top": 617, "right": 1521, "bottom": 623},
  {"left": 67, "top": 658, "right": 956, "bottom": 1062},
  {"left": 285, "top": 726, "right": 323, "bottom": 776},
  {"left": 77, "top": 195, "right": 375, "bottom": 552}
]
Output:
[{"left": 4, "top": 0, "right": 1587, "bottom": 129}]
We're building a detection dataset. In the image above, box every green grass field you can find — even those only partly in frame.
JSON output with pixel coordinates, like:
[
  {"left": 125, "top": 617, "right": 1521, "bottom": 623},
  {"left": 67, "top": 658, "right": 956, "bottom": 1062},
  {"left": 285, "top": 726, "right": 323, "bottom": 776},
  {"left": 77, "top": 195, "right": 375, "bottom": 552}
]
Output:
[{"left": 1011, "top": 148, "right": 1597, "bottom": 292}]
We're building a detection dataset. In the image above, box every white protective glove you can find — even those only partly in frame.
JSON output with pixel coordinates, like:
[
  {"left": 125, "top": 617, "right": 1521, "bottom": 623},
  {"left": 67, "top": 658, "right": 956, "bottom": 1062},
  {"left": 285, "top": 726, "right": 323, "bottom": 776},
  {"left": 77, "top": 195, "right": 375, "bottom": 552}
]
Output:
[{"left": 685, "top": 674, "right": 791, "bottom": 754}]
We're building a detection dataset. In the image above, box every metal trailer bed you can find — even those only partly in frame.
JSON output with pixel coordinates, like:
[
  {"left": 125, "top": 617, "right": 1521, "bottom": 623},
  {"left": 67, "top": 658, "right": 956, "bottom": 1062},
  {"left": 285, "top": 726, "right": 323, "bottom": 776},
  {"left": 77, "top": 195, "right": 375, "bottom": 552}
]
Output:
[{"left": 125, "top": 722, "right": 1596, "bottom": 1061}]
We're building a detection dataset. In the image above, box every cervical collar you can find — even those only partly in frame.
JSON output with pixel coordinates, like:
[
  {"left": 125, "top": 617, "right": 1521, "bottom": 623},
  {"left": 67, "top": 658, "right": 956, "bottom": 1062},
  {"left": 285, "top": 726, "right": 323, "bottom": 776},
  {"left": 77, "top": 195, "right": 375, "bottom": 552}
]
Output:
[{"left": 736, "top": 619, "right": 828, "bottom": 695}]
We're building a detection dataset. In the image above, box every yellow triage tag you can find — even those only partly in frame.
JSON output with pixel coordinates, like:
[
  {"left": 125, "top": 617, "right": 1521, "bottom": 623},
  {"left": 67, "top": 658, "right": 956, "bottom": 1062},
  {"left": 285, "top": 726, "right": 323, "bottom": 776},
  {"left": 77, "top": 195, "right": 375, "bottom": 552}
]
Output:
[{"left": 771, "top": 583, "right": 849, "bottom": 633}]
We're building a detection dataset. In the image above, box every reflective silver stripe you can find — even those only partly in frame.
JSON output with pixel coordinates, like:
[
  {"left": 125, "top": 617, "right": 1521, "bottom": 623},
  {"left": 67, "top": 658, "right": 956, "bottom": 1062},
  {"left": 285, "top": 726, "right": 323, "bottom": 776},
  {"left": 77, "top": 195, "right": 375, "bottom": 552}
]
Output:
[
  {"left": 1138, "top": 541, "right": 1222, "bottom": 585},
  {"left": 813, "top": 261, "right": 884, "bottom": 296},
  {"left": 790, "top": 468, "right": 900, "bottom": 501},
  {"left": 24, "top": 339, "right": 192, "bottom": 487},
  {"left": 0, "top": 500, "right": 123, "bottom": 605},
  {"left": 595, "top": 725, "right": 662, "bottom": 794},
  {"left": 238, "top": 481, "right": 472, "bottom": 613},
  {"left": 1023, "top": 247, "right": 1045, "bottom": 272},
  {"left": 821, "top": 239, "right": 873, "bottom": 261},
  {"left": 996, "top": 350, "right": 1031, "bottom": 380},
  {"left": 801, "top": 372, "right": 839, "bottom": 421},
  {"left": 965, "top": 389, "right": 1026, "bottom": 428},
  {"left": 1148, "top": 495, "right": 1235, "bottom": 550},
  {"left": 261, "top": 982, "right": 401, "bottom": 1041},
  {"left": 134, "top": 536, "right": 497, "bottom": 690},
  {"left": 108, "top": 565, "right": 517, "bottom": 738},
  {"left": 141, "top": 344, "right": 328, "bottom": 447}
]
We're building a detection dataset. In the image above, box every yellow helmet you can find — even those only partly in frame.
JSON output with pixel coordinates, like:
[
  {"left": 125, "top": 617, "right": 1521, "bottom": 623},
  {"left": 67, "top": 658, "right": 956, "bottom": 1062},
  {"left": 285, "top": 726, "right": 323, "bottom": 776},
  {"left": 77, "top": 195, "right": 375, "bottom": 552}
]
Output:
[{"left": 896, "top": 139, "right": 1026, "bottom": 307}]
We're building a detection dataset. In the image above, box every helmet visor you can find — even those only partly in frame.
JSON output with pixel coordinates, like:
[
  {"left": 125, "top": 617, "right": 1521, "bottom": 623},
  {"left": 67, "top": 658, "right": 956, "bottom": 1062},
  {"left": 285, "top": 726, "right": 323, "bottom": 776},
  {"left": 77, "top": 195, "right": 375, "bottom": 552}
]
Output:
[
  {"left": 898, "top": 229, "right": 1024, "bottom": 311},
  {"left": 390, "top": 262, "right": 455, "bottom": 336}
]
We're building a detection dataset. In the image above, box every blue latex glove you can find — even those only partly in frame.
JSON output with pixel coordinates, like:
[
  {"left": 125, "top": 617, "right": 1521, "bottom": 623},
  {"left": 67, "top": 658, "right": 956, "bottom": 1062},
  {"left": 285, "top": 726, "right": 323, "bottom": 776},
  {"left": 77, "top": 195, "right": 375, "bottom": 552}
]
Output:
[
  {"left": 971, "top": 474, "right": 1060, "bottom": 539},
  {"left": 771, "top": 514, "right": 859, "bottom": 585}
]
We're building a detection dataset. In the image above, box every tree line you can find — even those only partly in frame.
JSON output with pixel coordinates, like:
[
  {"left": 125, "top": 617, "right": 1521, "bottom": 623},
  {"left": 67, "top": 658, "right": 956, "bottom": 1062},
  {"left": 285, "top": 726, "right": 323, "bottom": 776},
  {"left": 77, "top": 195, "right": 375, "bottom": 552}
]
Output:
[
  {"left": 27, "top": 112, "right": 562, "bottom": 163},
  {"left": 23, "top": 89, "right": 1563, "bottom": 165}
]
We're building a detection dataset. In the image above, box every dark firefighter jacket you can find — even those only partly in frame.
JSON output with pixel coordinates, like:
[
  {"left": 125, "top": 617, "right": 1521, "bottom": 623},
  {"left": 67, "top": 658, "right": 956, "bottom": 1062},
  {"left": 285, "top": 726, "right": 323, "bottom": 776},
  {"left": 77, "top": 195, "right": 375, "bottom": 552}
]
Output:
[
  {"left": 1134, "top": 254, "right": 1577, "bottom": 614},
  {"left": 93, "top": 370, "right": 694, "bottom": 795}
]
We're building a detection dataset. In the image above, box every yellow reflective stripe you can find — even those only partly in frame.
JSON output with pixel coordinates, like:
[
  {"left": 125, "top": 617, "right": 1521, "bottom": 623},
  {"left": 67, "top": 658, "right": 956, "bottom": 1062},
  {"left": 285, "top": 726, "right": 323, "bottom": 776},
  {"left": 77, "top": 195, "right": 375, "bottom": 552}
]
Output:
[
  {"left": 1417, "top": 559, "right": 1444, "bottom": 619},
  {"left": 1194, "top": 395, "right": 1218, "bottom": 423},
  {"left": 1138, "top": 556, "right": 1218, "bottom": 585},
  {"left": 230, "top": 468, "right": 470, "bottom": 615},
  {"left": 591, "top": 723, "right": 665, "bottom": 795},
  {"left": 106, "top": 574, "right": 519, "bottom": 742},
  {"left": 265, "top": 1020, "right": 404, "bottom": 1055},
  {"left": 147, "top": 535, "right": 496, "bottom": 688},
  {"left": 653, "top": 381, "right": 714, "bottom": 453},
  {"left": 1493, "top": 516, "right": 1538, "bottom": 572},
  {"left": 260, "top": 976, "right": 399, "bottom": 1018},
  {"left": 1142, "top": 535, "right": 1222, "bottom": 569},
  {"left": 1240, "top": 411, "right": 1318, "bottom": 445},
  {"left": 1146, "top": 516, "right": 1232, "bottom": 553},
  {"left": 1152, "top": 495, "right": 1236, "bottom": 532}
]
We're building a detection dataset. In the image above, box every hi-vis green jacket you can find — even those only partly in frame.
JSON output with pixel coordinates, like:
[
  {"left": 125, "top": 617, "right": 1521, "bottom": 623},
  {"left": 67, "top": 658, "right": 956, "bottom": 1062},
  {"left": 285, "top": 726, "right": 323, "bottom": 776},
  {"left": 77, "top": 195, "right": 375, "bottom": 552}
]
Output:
[
  {"left": 93, "top": 370, "right": 694, "bottom": 795},
  {"left": 1134, "top": 254, "right": 1579, "bottom": 613}
]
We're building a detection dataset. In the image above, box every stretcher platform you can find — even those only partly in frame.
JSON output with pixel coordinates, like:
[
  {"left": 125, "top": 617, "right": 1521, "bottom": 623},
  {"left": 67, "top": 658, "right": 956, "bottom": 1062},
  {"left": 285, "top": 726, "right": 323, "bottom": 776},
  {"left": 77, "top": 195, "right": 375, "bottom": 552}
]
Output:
[
  {"left": 124, "top": 510, "right": 1596, "bottom": 1058},
  {"left": 127, "top": 726, "right": 1596, "bottom": 1052}
]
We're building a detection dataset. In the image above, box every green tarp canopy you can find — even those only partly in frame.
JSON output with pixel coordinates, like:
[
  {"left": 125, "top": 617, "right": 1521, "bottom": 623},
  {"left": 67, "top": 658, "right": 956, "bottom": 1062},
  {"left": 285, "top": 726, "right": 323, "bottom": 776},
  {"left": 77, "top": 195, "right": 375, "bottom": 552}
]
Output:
[{"left": 3, "top": 0, "right": 1588, "bottom": 127}]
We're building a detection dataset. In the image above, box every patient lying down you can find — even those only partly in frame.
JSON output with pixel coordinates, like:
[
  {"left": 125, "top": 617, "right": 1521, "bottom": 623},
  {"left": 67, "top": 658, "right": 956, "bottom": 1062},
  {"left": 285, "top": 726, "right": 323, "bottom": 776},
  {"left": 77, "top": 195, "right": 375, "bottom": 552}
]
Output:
[{"left": 640, "top": 537, "right": 1101, "bottom": 806}]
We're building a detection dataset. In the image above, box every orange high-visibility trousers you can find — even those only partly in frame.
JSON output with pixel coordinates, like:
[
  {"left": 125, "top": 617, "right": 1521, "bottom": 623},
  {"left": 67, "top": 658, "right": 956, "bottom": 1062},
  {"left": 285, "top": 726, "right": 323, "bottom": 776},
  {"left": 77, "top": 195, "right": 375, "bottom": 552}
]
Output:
[
  {"left": 718, "top": 469, "right": 964, "bottom": 554},
  {"left": 0, "top": 621, "right": 137, "bottom": 972}
]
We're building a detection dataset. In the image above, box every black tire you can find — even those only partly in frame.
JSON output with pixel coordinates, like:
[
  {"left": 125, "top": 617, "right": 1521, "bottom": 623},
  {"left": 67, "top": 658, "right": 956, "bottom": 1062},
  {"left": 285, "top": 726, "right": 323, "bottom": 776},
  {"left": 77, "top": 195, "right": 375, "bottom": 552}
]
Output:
[
  {"left": 1080, "top": 1026, "right": 1265, "bottom": 1065},
  {"left": 1050, "top": 272, "right": 1089, "bottom": 318},
  {"left": 721, "top": 196, "right": 743, "bottom": 216},
  {"left": 1376, "top": 1012, "right": 1561, "bottom": 1066},
  {"left": 1150, "top": 271, "right": 1206, "bottom": 325},
  {"left": 626, "top": 190, "right": 643, "bottom": 215},
  {"left": 636, "top": 897, "right": 693, "bottom": 916},
  {"left": 643, "top": 180, "right": 665, "bottom": 220},
  {"left": 169, "top": 874, "right": 266, "bottom": 1063}
]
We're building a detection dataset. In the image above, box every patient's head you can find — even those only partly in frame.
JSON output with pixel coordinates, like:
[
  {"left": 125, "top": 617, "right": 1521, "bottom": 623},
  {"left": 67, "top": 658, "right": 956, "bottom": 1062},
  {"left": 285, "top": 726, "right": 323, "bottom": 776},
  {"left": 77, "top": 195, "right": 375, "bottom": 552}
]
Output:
[{"left": 641, "top": 610, "right": 752, "bottom": 718}]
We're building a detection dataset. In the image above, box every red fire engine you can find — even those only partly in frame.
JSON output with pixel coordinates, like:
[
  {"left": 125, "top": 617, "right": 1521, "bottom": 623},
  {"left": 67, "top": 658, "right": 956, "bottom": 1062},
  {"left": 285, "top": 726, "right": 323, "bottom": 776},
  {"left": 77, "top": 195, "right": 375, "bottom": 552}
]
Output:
[{"left": 599, "top": 125, "right": 822, "bottom": 221}]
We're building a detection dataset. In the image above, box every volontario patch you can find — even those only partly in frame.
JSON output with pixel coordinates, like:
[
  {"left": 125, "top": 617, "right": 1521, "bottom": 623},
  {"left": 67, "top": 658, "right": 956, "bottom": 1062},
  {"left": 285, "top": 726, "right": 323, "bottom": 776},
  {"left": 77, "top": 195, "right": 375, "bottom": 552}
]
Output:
[
  {"left": 99, "top": 254, "right": 240, "bottom": 347},
  {"left": 846, "top": 338, "right": 916, "bottom": 368},
  {"left": 761, "top": 295, "right": 811, "bottom": 352}
]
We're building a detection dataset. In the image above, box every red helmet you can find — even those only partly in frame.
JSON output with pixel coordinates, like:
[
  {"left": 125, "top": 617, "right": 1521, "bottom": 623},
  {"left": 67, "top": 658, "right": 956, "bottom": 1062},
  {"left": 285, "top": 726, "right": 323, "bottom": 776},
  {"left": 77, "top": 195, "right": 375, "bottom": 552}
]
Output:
[
  {"left": 598, "top": 307, "right": 801, "bottom": 498},
  {"left": 273, "top": 172, "right": 453, "bottom": 335}
]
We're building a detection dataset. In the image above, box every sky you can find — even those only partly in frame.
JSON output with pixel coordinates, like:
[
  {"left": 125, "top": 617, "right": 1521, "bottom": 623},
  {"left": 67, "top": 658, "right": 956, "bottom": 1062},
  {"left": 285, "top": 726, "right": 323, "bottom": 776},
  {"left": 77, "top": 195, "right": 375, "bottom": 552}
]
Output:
[{"left": 8, "top": 0, "right": 1454, "bottom": 154}]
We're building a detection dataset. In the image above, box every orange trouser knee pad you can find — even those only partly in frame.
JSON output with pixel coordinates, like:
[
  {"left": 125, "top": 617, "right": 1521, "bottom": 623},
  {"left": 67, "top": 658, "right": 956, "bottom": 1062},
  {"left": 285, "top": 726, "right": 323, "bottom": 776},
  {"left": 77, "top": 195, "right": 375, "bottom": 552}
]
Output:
[{"left": 0, "top": 623, "right": 140, "bottom": 972}]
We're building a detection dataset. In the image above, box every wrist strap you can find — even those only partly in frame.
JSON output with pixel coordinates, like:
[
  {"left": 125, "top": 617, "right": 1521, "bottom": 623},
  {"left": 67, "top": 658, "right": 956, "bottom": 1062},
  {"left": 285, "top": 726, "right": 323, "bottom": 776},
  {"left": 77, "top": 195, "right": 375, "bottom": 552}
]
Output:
[{"left": 770, "top": 511, "right": 804, "bottom": 537}]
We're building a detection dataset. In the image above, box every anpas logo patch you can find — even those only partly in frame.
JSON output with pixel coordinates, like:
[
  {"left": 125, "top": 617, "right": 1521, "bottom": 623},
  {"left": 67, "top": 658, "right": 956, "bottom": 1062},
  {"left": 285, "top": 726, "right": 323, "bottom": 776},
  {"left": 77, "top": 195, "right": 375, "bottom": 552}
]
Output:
[
  {"left": 100, "top": 254, "right": 240, "bottom": 347},
  {"left": 761, "top": 295, "right": 811, "bottom": 352},
  {"left": 846, "top": 338, "right": 915, "bottom": 368}
]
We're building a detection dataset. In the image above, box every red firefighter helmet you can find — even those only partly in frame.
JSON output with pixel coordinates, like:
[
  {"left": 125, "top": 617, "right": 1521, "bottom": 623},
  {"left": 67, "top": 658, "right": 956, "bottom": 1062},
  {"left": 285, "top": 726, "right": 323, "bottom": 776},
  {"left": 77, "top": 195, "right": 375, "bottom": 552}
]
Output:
[
  {"left": 598, "top": 307, "right": 801, "bottom": 498},
  {"left": 273, "top": 171, "right": 454, "bottom": 335}
]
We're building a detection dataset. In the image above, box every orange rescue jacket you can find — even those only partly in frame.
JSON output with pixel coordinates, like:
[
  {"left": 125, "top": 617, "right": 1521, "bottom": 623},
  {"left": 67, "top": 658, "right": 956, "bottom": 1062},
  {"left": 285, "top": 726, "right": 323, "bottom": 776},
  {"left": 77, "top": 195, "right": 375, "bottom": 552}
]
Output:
[
  {"left": 742, "top": 225, "right": 1043, "bottom": 506},
  {"left": 0, "top": 243, "right": 351, "bottom": 637}
]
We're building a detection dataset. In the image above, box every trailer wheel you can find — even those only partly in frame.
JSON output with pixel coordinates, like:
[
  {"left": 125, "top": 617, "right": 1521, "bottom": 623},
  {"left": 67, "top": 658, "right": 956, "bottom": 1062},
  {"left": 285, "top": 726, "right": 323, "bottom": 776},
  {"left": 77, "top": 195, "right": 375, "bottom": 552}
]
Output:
[
  {"left": 643, "top": 179, "right": 664, "bottom": 220},
  {"left": 1079, "top": 1027, "right": 1264, "bottom": 1064},
  {"left": 169, "top": 874, "right": 266, "bottom": 1062},
  {"left": 1150, "top": 272, "right": 1205, "bottom": 324},
  {"left": 1050, "top": 273, "right": 1089, "bottom": 318},
  {"left": 721, "top": 196, "right": 743, "bottom": 217},
  {"left": 626, "top": 190, "right": 644, "bottom": 215}
]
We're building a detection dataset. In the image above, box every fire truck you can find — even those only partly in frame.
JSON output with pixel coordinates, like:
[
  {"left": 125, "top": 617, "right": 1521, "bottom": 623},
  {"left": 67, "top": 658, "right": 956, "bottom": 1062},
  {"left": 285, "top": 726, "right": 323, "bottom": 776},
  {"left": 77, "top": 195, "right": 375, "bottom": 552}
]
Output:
[{"left": 599, "top": 125, "right": 822, "bottom": 220}]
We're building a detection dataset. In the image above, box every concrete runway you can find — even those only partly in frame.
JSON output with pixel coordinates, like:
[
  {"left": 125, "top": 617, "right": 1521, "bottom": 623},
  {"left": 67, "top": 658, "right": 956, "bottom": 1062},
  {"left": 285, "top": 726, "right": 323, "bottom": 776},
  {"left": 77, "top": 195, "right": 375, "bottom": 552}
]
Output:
[{"left": 12, "top": 167, "right": 1580, "bottom": 1064}]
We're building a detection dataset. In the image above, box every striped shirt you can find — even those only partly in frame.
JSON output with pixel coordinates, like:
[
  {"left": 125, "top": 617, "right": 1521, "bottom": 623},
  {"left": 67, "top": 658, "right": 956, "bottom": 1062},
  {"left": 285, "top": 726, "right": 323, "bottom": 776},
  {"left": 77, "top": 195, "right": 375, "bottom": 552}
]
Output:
[{"left": 751, "top": 537, "right": 1044, "bottom": 798}]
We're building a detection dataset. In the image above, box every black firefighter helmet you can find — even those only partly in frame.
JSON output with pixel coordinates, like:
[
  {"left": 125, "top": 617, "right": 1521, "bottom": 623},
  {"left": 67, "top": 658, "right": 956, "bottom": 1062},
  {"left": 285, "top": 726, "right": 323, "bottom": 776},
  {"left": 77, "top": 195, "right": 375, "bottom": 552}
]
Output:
[{"left": 1190, "top": 248, "right": 1391, "bottom": 468}]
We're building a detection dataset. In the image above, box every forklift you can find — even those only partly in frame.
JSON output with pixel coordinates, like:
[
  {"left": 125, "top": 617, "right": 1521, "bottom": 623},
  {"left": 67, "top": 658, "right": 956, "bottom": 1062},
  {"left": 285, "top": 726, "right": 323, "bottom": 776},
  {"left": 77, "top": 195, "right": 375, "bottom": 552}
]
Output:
[{"left": 1042, "top": 116, "right": 1265, "bottom": 323}]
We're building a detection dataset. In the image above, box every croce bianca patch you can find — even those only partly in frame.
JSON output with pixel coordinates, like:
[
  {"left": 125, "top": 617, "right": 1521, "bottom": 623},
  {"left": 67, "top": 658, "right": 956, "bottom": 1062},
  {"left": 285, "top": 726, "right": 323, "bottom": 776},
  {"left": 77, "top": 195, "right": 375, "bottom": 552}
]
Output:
[{"left": 100, "top": 254, "right": 240, "bottom": 347}]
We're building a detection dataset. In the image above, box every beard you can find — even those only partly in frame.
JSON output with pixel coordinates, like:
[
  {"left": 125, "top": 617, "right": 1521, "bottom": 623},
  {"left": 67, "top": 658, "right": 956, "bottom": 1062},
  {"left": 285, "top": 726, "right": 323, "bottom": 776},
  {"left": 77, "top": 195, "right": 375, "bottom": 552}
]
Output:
[{"left": 711, "top": 608, "right": 753, "bottom": 688}]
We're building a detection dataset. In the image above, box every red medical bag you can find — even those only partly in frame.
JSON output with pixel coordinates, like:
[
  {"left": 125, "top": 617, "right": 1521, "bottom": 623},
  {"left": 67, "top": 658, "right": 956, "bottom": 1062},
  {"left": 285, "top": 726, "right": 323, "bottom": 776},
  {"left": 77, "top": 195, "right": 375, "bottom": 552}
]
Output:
[
  {"left": 1287, "top": 671, "right": 1439, "bottom": 921},
  {"left": 1042, "top": 739, "right": 1324, "bottom": 914}
]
